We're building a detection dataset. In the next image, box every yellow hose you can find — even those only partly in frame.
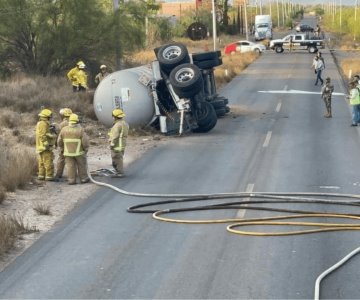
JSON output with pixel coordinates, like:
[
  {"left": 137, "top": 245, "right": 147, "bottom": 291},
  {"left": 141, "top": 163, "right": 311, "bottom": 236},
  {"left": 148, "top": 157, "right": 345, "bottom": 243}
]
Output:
[{"left": 153, "top": 212, "right": 360, "bottom": 236}]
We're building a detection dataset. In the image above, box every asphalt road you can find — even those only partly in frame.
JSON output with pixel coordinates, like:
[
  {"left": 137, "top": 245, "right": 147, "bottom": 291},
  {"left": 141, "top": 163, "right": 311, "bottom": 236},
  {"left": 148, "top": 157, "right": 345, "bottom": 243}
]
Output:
[{"left": 1, "top": 43, "right": 360, "bottom": 299}]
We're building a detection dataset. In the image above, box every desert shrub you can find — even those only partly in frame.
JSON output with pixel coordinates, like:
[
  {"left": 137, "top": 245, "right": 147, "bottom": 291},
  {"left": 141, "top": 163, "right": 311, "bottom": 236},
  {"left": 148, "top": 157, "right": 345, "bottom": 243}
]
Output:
[
  {"left": 0, "top": 214, "right": 38, "bottom": 257},
  {"left": 0, "top": 186, "right": 5, "bottom": 204},
  {"left": 0, "top": 140, "right": 37, "bottom": 192},
  {"left": 33, "top": 203, "right": 52, "bottom": 216},
  {"left": 0, "top": 110, "right": 19, "bottom": 129}
]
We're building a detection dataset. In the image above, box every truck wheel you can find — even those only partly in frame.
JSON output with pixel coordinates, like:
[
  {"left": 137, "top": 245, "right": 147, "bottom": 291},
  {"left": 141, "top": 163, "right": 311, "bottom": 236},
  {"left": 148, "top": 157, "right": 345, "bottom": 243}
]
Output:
[
  {"left": 193, "top": 102, "right": 217, "bottom": 132},
  {"left": 275, "top": 46, "right": 283, "bottom": 53},
  {"left": 157, "top": 43, "right": 190, "bottom": 74},
  {"left": 215, "top": 107, "right": 227, "bottom": 117},
  {"left": 169, "top": 63, "right": 203, "bottom": 97},
  {"left": 254, "top": 48, "right": 261, "bottom": 54},
  {"left": 195, "top": 101, "right": 217, "bottom": 125},
  {"left": 211, "top": 99, "right": 226, "bottom": 109},
  {"left": 308, "top": 46, "right": 318, "bottom": 53}
]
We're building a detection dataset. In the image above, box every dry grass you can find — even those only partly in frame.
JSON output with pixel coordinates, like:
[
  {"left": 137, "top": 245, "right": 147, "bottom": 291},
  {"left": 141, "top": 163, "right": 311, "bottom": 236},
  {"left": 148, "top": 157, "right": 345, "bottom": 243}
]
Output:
[
  {"left": 340, "top": 58, "right": 360, "bottom": 80},
  {"left": 215, "top": 52, "right": 258, "bottom": 88},
  {"left": 33, "top": 203, "right": 52, "bottom": 216},
  {"left": 0, "top": 214, "right": 38, "bottom": 257},
  {"left": 0, "top": 140, "right": 37, "bottom": 192}
]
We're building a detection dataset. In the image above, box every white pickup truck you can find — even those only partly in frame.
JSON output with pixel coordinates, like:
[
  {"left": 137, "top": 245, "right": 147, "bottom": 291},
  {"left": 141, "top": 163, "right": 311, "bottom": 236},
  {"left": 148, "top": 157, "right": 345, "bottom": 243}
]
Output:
[{"left": 269, "top": 33, "right": 324, "bottom": 53}]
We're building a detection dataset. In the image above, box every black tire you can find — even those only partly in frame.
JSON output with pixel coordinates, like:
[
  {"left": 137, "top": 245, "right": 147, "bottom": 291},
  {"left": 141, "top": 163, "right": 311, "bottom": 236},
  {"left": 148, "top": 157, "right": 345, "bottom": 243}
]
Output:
[
  {"left": 193, "top": 57, "right": 222, "bottom": 69},
  {"left": 192, "top": 50, "right": 221, "bottom": 62},
  {"left": 169, "top": 63, "right": 203, "bottom": 98},
  {"left": 157, "top": 43, "right": 190, "bottom": 74},
  {"left": 215, "top": 107, "right": 227, "bottom": 117},
  {"left": 195, "top": 101, "right": 217, "bottom": 126},
  {"left": 275, "top": 46, "right": 283, "bottom": 53},
  {"left": 216, "top": 96, "right": 229, "bottom": 105},
  {"left": 308, "top": 46, "right": 318, "bottom": 53},
  {"left": 211, "top": 99, "right": 226, "bottom": 109}
]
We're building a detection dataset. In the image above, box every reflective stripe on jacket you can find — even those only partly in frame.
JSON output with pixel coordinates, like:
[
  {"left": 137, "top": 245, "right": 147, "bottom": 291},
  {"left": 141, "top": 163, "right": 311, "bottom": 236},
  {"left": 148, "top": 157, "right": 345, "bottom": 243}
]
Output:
[
  {"left": 57, "top": 124, "right": 89, "bottom": 157},
  {"left": 109, "top": 119, "right": 129, "bottom": 152}
]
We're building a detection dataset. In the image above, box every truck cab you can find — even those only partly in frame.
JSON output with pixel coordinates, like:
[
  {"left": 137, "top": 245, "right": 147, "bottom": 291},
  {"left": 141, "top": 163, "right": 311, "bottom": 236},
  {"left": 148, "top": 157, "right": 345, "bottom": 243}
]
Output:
[{"left": 254, "top": 15, "right": 272, "bottom": 41}]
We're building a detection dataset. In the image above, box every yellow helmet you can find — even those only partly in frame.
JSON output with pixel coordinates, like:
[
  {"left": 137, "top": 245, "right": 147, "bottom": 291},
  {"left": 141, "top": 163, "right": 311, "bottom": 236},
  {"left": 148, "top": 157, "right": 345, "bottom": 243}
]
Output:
[
  {"left": 69, "top": 113, "right": 79, "bottom": 124},
  {"left": 112, "top": 109, "right": 125, "bottom": 118},
  {"left": 59, "top": 108, "right": 73, "bottom": 117},
  {"left": 38, "top": 108, "right": 52, "bottom": 118},
  {"left": 76, "top": 60, "right": 85, "bottom": 69}
]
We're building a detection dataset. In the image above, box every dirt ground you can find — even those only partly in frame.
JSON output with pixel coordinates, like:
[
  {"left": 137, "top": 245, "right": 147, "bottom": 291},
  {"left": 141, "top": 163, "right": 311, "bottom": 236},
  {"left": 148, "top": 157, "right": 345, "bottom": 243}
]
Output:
[{"left": 0, "top": 129, "right": 170, "bottom": 272}]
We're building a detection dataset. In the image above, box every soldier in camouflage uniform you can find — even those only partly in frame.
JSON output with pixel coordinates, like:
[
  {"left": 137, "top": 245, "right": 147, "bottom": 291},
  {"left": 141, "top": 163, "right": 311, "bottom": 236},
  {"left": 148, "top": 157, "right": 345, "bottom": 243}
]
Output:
[
  {"left": 108, "top": 109, "right": 129, "bottom": 177},
  {"left": 321, "top": 77, "right": 334, "bottom": 118},
  {"left": 57, "top": 114, "right": 90, "bottom": 184}
]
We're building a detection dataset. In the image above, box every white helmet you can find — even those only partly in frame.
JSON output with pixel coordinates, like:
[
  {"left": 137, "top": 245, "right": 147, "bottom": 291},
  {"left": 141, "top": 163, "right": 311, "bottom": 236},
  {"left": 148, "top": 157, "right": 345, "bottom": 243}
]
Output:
[{"left": 100, "top": 65, "right": 107, "bottom": 69}]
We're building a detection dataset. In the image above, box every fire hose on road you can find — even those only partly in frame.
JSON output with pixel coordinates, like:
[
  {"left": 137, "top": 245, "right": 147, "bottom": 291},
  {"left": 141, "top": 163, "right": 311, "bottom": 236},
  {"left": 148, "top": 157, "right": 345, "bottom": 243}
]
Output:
[{"left": 88, "top": 169, "right": 360, "bottom": 299}]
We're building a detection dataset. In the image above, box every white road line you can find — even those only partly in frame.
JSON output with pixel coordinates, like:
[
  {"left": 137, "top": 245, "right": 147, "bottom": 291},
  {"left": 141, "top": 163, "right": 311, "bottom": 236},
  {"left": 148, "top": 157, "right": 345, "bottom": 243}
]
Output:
[
  {"left": 263, "top": 131, "right": 272, "bottom": 147},
  {"left": 276, "top": 102, "right": 282, "bottom": 112},
  {"left": 236, "top": 184, "right": 254, "bottom": 218},
  {"left": 319, "top": 186, "right": 340, "bottom": 189}
]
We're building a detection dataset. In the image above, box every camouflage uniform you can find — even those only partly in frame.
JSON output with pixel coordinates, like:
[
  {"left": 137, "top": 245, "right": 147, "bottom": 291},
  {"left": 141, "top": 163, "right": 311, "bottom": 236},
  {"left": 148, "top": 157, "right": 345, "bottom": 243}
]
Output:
[
  {"left": 321, "top": 79, "right": 334, "bottom": 118},
  {"left": 109, "top": 119, "right": 129, "bottom": 175},
  {"left": 57, "top": 122, "right": 89, "bottom": 184}
]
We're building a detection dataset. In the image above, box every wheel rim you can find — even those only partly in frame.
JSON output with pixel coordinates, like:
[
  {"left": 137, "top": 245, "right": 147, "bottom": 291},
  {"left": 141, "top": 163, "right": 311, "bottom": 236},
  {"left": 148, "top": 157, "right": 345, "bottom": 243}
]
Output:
[
  {"left": 175, "top": 67, "right": 194, "bottom": 83},
  {"left": 162, "top": 45, "right": 182, "bottom": 61}
]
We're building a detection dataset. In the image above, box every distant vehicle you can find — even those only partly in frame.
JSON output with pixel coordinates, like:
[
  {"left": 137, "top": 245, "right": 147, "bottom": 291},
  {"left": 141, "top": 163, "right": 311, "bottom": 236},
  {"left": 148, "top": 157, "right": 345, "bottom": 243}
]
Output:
[
  {"left": 269, "top": 33, "right": 324, "bottom": 53},
  {"left": 295, "top": 24, "right": 314, "bottom": 32},
  {"left": 224, "top": 40, "right": 267, "bottom": 55},
  {"left": 254, "top": 15, "right": 272, "bottom": 41}
]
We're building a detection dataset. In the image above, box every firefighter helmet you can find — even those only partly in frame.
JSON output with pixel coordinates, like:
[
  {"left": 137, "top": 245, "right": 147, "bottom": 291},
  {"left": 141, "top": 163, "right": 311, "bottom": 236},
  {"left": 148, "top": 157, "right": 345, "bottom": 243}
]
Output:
[
  {"left": 38, "top": 108, "right": 52, "bottom": 118},
  {"left": 112, "top": 109, "right": 125, "bottom": 118},
  {"left": 69, "top": 113, "right": 79, "bottom": 124},
  {"left": 59, "top": 108, "right": 73, "bottom": 117}
]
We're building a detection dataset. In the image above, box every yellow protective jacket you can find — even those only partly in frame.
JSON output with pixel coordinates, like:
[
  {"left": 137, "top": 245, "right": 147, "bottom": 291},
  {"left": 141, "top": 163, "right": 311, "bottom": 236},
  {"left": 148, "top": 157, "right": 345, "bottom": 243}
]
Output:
[
  {"left": 350, "top": 88, "right": 360, "bottom": 105},
  {"left": 108, "top": 119, "right": 129, "bottom": 152},
  {"left": 57, "top": 124, "right": 89, "bottom": 157},
  {"left": 67, "top": 67, "right": 88, "bottom": 89},
  {"left": 35, "top": 118, "right": 56, "bottom": 153}
]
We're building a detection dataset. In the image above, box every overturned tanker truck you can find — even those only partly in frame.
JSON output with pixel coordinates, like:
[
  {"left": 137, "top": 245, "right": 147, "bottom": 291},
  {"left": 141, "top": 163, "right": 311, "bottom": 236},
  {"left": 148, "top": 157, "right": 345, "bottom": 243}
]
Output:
[{"left": 93, "top": 42, "right": 230, "bottom": 135}]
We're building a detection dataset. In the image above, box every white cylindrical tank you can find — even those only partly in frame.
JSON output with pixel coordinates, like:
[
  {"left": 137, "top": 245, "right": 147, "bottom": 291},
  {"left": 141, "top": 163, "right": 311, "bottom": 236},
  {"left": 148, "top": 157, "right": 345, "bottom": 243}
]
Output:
[{"left": 93, "top": 65, "right": 156, "bottom": 128}]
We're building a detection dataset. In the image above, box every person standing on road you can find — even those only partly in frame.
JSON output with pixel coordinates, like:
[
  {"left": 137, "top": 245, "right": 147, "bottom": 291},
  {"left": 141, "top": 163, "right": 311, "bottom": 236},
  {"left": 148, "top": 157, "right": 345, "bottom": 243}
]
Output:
[
  {"left": 321, "top": 77, "right": 334, "bottom": 118},
  {"left": 55, "top": 108, "right": 72, "bottom": 179},
  {"left": 108, "top": 109, "right": 129, "bottom": 177},
  {"left": 347, "top": 81, "right": 360, "bottom": 126},
  {"left": 314, "top": 57, "right": 324, "bottom": 86},
  {"left": 353, "top": 75, "right": 360, "bottom": 87},
  {"left": 67, "top": 61, "right": 88, "bottom": 92},
  {"left": 57, "top": 114, "right": 90, "bottom": 184},
  {"left": 315, "top": 24, "right": 321, "bottom": 37},
  {"left": 36, "top": 109, "right": 57, "bottom": 181},
  {"left": 95, "top": 65, "right": 110, "bottom": 85}
]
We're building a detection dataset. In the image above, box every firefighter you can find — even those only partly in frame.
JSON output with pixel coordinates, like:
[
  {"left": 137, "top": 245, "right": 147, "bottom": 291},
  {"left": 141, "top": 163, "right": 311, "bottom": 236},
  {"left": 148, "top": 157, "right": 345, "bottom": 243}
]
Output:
[
  {"left": 67, "top": 61, "right": 88, "bottom": 92},
  {"left": 321, "top": 77, "right": 334, "bottom": 118},
  {"left": 36, "top": 108, "right": 57, "bottom": 181},
  {"left": 94, "top": 65, "right": 110, "bottom": 85},
  {"left": 57, "top": 114, "right": 90, "bottom": 184},
  {"left": 108, "top": 109, "right": 129, "bottom": 177},
  {"left": 55, "top": 108, "right": 73, "bottom": 179}
]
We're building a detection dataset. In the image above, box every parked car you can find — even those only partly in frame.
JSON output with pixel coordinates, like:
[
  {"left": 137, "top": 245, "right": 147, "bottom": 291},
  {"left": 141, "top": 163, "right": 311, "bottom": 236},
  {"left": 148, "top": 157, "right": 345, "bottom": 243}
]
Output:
[
  {"left": 295, "top": 24, "right": 314, "bottom": 32},
  {"left": 224, "top": 40, "right": 267, "bottom": 55}
]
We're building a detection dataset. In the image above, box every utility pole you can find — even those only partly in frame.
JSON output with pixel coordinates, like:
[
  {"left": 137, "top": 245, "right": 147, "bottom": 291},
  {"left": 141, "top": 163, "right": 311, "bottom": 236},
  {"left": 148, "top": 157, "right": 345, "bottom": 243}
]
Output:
[
  {"left": 212, "top": 0, "right": 217, "bottom": 50},
  {"left": 276, "top": 0, "right": 280, "bottom": 27},
  {"left": 113, "top": 0, "right": 121, "bottom": 70},
  {"left": 244, "top": 1, "right": 249, "bottom": 40},
  {"left": 355, "top": 0, "right": 358, "bottom": 40}
]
